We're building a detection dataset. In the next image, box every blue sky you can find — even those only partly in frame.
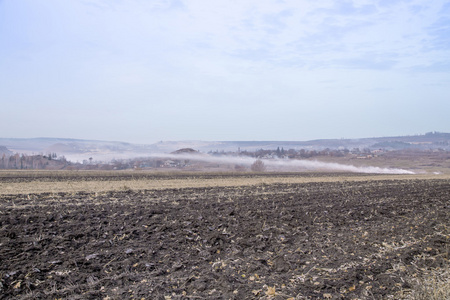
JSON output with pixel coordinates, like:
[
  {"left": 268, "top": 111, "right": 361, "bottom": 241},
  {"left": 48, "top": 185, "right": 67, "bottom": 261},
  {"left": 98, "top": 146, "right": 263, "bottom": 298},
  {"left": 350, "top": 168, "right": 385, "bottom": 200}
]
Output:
[{"left": 1, "top": 0, "right": 449, "bottom": 143}]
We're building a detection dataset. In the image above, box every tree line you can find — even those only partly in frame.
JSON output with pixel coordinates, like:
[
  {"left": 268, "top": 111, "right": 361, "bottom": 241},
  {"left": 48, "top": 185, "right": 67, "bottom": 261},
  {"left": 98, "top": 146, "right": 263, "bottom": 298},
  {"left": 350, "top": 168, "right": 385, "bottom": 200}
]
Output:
[{"left": 0, "top": 153, "right": 69, "bottom": 170}]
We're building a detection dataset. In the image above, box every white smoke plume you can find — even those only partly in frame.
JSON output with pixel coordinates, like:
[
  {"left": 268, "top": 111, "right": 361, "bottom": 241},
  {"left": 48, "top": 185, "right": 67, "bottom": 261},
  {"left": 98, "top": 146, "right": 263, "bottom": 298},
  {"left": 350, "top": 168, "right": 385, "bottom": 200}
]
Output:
[{"left": 146, "top": 153, "right": 415, "bottom": 174}]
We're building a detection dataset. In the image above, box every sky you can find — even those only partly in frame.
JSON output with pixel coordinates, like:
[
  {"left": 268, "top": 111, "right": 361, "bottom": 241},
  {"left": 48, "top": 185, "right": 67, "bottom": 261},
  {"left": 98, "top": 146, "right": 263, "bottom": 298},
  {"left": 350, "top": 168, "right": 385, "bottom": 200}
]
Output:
[{"left": 1, "top": 0, "right": 449, "bottom": 144}]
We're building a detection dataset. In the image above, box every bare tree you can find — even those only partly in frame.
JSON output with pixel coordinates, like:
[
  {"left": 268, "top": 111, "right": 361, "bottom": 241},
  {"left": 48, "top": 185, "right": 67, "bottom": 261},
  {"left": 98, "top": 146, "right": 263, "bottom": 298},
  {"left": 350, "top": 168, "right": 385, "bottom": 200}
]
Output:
[{"left": 251, "top": 159, "right": 266, "bottom": 172}]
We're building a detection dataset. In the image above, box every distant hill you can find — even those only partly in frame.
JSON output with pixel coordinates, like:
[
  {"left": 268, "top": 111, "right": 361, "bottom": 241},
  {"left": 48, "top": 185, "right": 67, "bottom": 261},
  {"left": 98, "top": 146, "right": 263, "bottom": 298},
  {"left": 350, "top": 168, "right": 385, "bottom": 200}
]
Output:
[
  {"left": 0, "top": 137, "right": 157, "bottom": 156},
  {"left": 0, "top": 132, "right": 448, "bottom": 162},
  {"left": 171, "top": 148, "right": 200, "bottom": 155},
  {"left": 188, "top": 132, "right": 450, "bottom": 152}
]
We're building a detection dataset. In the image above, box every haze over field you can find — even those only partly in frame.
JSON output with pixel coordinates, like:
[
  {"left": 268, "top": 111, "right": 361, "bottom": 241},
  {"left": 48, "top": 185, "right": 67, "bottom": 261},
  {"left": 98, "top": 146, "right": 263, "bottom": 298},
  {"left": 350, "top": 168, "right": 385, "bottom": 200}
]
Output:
[
  {"left": 2, "top": 133, "right": 450, "bottom": 174},
  {"left": 136, "top": 152, "right": 415, "bottom": 174},
  {"left": 1, "top": 0, "right": 449, "bottom": 143}
]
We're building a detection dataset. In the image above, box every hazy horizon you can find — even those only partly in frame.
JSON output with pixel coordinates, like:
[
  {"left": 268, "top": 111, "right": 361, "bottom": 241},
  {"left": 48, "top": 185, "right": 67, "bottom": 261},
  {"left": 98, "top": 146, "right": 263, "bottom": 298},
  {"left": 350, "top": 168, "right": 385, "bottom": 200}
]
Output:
[
  {"left": 1, "top": 130, "right": 448, "bottom": 144},
  {"left": 1, "top": 1, "right": 449, "bottom": 144}
]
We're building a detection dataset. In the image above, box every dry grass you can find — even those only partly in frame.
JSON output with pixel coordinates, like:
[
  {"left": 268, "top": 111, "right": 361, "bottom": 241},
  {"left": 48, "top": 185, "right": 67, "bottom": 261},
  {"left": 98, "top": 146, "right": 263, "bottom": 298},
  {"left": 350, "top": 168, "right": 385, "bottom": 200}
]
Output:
[
  {"left": 1, "top": 171, "right": 449, "bottom": 195},
  {"left": 396, "top": 240, "right": 450, "bottom": 300},
  {"left": 403, "top": 263, "right": 450, "bottom": 300}
]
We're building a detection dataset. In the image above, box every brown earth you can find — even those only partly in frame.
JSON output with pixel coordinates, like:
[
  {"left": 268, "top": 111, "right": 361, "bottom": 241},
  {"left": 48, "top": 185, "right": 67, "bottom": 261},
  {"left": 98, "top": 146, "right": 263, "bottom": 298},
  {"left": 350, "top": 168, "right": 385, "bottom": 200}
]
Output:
[{"left": 0, "top": 173, "right": 449, "bottom": 299}]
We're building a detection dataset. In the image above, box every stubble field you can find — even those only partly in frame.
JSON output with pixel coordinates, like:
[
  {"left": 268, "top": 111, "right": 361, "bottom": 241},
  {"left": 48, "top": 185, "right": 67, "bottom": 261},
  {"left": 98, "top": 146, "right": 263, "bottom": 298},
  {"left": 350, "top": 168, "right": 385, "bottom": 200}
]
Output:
[{"left": 0, "top": 171, "right": 449, "bottom": 299}]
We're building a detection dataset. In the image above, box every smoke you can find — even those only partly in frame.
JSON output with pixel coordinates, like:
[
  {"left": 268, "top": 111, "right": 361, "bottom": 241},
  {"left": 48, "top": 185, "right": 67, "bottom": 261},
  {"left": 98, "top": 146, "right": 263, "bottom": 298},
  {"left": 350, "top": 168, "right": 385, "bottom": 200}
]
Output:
[
  {"left": 146, "top": 153, "right": 415, "bottom": 174},
  {"left": 62, "top": 151, "right": 414, "bottom": 174}
]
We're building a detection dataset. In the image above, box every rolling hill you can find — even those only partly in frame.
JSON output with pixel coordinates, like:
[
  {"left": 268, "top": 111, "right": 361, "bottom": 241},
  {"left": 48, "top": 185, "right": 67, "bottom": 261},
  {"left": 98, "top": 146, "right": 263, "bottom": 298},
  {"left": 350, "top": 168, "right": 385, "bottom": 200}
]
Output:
[{"left": 0, "top": 132, "right": 448, "bottom": 162}]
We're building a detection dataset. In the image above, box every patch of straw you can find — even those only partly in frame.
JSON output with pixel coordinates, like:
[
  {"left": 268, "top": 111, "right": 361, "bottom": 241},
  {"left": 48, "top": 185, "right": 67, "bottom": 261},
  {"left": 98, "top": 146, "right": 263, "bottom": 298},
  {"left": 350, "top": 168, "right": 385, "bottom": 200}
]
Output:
[{"left": 407, "top": 263, "right": 450, "bottom": 300}]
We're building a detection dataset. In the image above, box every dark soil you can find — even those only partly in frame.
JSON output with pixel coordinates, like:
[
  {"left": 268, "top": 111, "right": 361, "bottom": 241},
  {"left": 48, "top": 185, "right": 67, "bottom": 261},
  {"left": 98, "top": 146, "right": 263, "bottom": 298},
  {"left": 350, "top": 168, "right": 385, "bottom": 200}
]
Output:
[{"left": 0, "top": 176, "right": 449, "bottom": 299}]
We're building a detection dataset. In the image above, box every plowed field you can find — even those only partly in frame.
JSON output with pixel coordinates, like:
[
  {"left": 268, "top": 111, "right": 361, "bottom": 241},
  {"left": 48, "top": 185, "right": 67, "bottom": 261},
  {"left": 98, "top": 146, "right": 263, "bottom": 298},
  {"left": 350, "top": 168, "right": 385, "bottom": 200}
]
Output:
[{"left": 1, "top": 173, "right": 449, "bottom": 299}]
